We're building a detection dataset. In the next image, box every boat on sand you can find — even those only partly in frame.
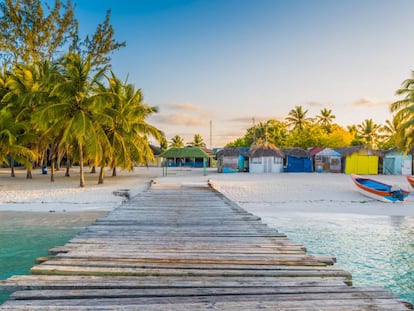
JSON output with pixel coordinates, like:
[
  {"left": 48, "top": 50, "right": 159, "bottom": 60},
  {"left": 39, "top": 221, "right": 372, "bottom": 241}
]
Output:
[
  {"left": 406, "top": 176, "right": 414, "bottom": 188},
  {"left": 351, "top": 174, "right": 409, "bottom": 203}
]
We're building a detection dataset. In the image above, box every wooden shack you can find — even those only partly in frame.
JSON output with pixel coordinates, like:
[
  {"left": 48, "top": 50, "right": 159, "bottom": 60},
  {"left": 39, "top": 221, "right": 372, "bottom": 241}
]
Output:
[
  {"left": 335, "top": 146, "right": 379, "bottom": 175},
  {"left": 282, "top": 147, "right": 313, "bottom": 173},
  {"left": 216, "top": 147, "right": 249, "bottom": 173},
  {"left": 309, "top": 147, "right": 342, "bottom": 173},
  {"left": 382, "top": 148, "right": 412, "bottom": 175},
  {"left": 248, "top": 143, "right": 284, "bottom": 173}
]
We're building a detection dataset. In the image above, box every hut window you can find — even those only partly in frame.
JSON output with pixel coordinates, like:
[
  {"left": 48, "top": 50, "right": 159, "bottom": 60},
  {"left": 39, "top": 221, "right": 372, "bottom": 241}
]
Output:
[
  {"left": 252, "top": 157, "right": 262, "bottom": 164},
  {"left": 274, "top": 157, "right": 282, "bottom": 164}
]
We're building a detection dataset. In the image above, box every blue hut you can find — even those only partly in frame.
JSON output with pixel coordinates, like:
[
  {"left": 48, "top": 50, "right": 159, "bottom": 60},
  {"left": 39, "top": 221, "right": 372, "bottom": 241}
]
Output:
[
  {"left": 282, "top": 148, "right": 313, "bottom": 173},
  {"left": 382, "top": 148, "right": 412, "bottom": 175}
]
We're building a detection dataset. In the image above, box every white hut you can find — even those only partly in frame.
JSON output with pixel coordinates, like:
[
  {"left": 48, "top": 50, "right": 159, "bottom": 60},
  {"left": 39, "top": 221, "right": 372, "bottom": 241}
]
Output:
[{"left": 248, "top": 143, "right": 284, "bottom": 173}]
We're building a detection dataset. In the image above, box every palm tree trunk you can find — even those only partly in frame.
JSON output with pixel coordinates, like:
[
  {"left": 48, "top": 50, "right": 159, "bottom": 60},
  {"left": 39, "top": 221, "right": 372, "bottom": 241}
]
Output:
[
  {"left": 98, "top": 166, "right": 105, "bottom": 184},
  {"left": 65, "top": 158, "right": 71, "bottom": 177},
  {"left": 10, "top": 159, "right": 15, "bottom": 177},
  {"left": 90, "top": 166, "right": 96, "bottom": 173},
  {"left": 50, "top": 160, "right": 55, "bottom": 182},
  {"left": 79, "top": 143, "right": 85, "bottom": 188},
  {"left": 26, "top": 167, "right": 32, "bottom": 179},
  {"left": 112, "top": 166, "right": 117, "bottom": 177}
]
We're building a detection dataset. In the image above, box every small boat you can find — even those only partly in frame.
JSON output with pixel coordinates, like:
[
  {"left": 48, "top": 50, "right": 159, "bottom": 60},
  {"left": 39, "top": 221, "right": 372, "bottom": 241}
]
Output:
[
  {"left": 351, "top": 174, "right": 409, "bottom": 203},
  {"left": 407, "top": 176, "right": 414, "bottom": 188}
]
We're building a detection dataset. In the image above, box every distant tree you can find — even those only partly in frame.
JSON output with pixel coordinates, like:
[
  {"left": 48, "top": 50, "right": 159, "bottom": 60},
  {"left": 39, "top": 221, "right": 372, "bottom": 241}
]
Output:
[
  {"left": 316, "top": 108, "right": 336, "bottom": 133},
  {"left": 188, "top": 134, "right": 206, "bottom": 148},
  {"left": 285, "top": 105, "right": 311, "bottom": 130},
  {"left": 225, "top": 137, "right": 248, "bottom": 148},
  {"left": 285, "top": 123, "right": 325, "bottom": 149},
  {"left": 356, "top": 119, "right": 382, "bottom": 148},
  {"left": 379, "top": 118, "right": 399, "bottom": 149},
  {"left": 320, "top": 125, "right": 353, "bottom": 148},
  {"left": 169, "top": 135, "right": 184, "bottom": 148}
]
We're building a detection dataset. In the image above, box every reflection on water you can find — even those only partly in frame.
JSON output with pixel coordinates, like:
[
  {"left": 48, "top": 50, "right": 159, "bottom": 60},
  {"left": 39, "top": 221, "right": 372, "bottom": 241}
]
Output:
[{"left": 261, "top": 212, "right": 414, "bottom": 304}]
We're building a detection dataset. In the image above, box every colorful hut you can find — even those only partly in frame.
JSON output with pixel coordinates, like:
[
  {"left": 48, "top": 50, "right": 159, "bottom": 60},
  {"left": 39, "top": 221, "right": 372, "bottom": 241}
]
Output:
[
  {"left": 248, "top": 143, "right": 284, "bottom": 173},
  {"left": 382, "top": 148, "right": 412, "bottom": 175},
  {"left": 282, "top": 148, "right": 313, "bottom": 173},
  {"left": 309, "top": 147, "right": 341, "bottom": 173},
  {"left": 335, "top": 146, "right": 379, "bottom": 175},
  {"left": 159, "top": 146, "right": 209, "bottom": 168},
  {"left": 216, "top": 147, "right": 249, "bottom": 173}
]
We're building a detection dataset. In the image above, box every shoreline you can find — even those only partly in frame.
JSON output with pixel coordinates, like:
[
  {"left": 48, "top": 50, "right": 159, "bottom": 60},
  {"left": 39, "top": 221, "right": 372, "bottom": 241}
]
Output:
[{"left": 0, "top": 166, "right": 413, "bottom": 217}]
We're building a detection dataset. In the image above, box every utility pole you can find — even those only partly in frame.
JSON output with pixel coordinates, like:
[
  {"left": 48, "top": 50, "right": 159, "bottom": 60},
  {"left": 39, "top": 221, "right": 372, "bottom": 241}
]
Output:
[{"left": 209, "top": 120, "right": 212, "bottom": 150}]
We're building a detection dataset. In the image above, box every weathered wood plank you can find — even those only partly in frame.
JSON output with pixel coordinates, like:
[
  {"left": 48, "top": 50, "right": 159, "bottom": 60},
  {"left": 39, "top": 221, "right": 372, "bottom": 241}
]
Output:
[{"left": 1, "top": 181, "right": 412, "bottom": 310}]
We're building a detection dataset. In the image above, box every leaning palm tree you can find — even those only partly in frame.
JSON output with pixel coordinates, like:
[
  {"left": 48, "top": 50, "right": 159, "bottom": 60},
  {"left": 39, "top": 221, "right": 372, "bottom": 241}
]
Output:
[
  {"left": 102, "top": 72, "right": 164, "bottom": 182},
  {"left": 285, "top": 105, "right": 310, "bottom": 130},
  {"left": 0, "top": 108, "right": 36, "bottom": 176},
  {"left": 38, "top": 53, "right": 109, "bottom": 187},
  {"left": 390, "top": 72, "right": 414, "bottom": 153},
  {"left": 3, "top": 62, "right": 54, "bottom": 178},
  {"left": 316, "top": 108, "right": 336, "bottom": 132}
]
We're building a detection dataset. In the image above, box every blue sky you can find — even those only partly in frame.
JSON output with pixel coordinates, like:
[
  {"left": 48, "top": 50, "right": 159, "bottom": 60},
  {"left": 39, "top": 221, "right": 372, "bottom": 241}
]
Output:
[{"left": 72, "top": 0, "right": 414, "bottom": 147}]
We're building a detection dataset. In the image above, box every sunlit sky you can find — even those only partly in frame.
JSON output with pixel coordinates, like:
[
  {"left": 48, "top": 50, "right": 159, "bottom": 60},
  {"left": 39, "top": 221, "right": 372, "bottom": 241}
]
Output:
[{"left": 72, "top": 0, "right": 414, "bottom": 147}]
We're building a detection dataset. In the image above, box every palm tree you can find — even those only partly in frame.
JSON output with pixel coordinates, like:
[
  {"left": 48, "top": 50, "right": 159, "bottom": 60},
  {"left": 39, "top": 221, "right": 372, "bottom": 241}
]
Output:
[
  {"left": 3, "top": 62, "right": 53, "bottom": 178},
  {"left": 102, "top": 73, "right": 163, "bottom": 181},
  {"left": 285, "top": 105, "right": 310, "bottom": 130},
  {"left": 356, "top": 119, "right": 382, "bottom": 148},
  {"left": 169, "top": 135, "right": 184, "bottom": 148},
  {"left": 188, "top": 134, "right": 206, "bottom": 148},
  {"left": 316, "top": 108, "right": 336, "bottom": 132},
  {"left": 390, "top": 72, "right": 414, "bottom": 153},
  {"left": 38, "top": 53, "right": 109, "bottom": 187},
  {"left": 0, "top": 108, "right": 36, "bottom": 176}
]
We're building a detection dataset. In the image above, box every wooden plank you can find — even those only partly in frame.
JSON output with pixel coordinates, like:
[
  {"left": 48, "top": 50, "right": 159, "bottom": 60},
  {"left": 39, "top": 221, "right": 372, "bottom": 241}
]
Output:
[{"left": 1, "top": 180, "right": 411, "bottom": 310}]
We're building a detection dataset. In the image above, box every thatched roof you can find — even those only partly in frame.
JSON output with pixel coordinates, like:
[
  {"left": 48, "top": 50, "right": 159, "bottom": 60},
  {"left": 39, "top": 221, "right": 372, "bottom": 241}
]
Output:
[
  {"left": 334, "top": 145, "right": 381, "bottom": 157},
  {"left": 150, "top": 144, "right": 163, "bottom": 156},
  {"left": 249, "top": 143, "right": 284, "bottom": 158},
  {"left": 216, "top": 147, "right": 249, "bottom": 157},
  {"left": 159, "top": 146, "right": 209, "bottom": 158},
  {"left": 282, "top": 147, "right": 309, "bottom": 158}
]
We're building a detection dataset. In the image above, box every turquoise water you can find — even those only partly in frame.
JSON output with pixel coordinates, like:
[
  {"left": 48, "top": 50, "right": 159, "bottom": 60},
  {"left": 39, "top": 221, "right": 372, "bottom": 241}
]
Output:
[
  {"left": 260, "top": 212, "right": 414, "bottom": 304},
  {"left": 0, "top": 211, "right": 103, "bottom": 304},
  {"left": 1, "top": 211, "right": 413, "bottom": 306}
]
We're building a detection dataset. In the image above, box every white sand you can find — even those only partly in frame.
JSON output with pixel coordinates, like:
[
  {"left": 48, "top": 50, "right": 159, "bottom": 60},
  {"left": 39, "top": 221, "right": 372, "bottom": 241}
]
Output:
[
  {"left": 0, "top": 166, "right": 159, "bottom": 212},
  {"left": 0, "top": 166, "right": 413, "bottom": 217}
]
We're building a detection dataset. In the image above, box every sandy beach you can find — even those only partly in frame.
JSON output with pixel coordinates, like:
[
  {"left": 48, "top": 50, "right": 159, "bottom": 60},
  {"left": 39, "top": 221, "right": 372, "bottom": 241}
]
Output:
[
  {"left": 1, "top": 166, "right": 413, "bottom": 305},
  {"left": 0, "top": 166, "right": 413, "bottom": 217}
]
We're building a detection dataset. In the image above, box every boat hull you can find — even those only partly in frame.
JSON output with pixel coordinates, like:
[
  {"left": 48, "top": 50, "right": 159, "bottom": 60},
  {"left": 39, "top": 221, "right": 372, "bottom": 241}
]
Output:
[
  {"left": 351, "top": 174, "right": 409, "bottom": 203},
  {"left": 407, "top": 176, "right": 414, "bottom": 188}
]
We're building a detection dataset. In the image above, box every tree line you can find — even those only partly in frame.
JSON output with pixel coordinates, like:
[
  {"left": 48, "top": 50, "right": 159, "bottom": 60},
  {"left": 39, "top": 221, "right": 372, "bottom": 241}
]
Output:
[
  {"left": 226, "top": 84, "right": 414, "bottom": 152},
  {"left": 0, "top": 0, "right": 164, "bottom": 187}
]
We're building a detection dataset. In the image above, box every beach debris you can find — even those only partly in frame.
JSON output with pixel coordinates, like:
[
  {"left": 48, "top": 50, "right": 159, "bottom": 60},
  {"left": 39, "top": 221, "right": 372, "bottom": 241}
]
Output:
[{"left": 113, "top": 189, "right": 130, "bottom": 200}]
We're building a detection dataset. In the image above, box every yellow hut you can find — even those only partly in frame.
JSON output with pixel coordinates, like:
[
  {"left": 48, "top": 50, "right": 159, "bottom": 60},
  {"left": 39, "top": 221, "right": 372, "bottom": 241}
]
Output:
[{"left": 335, "top": 146, "right": 379, "bottom": 175}]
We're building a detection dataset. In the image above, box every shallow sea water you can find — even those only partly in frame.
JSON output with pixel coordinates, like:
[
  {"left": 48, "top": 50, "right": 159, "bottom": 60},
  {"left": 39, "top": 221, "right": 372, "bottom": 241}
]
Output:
[
  {"left": 257, "top": 211, "right": 414, "bottom": 304},
  {"left": 1, "top": 210, "right": 413, "bottom": 306},
  {"left": 0, "top": 211, "right": 105, "bottom": 304}
]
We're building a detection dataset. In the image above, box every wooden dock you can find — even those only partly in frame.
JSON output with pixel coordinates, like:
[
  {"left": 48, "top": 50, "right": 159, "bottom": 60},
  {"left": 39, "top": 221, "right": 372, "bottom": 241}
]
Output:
[{"left": 1, "top": 181, "right": 412, "bottom": 310}]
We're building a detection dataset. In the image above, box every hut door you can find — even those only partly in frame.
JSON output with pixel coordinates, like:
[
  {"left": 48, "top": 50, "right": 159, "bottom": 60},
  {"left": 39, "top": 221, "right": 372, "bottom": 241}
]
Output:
[
  {"left": 264, "top": 157, "right": 271, "bottom": 173},
  {"left": 402, "top": 159, "right": 411, "bottom": 175}
]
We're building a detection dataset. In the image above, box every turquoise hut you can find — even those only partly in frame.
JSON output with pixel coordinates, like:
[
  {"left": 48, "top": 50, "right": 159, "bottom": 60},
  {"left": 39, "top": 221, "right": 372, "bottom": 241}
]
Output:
[{"left": 382, "top": 148, "right": 412, "bottom": 175}]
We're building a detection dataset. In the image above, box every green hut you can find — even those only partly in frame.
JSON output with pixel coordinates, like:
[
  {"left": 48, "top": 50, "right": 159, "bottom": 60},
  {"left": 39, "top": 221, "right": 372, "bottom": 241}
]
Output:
[{"left": 160, "top": 146, "right": 209, "bottom": 175}]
